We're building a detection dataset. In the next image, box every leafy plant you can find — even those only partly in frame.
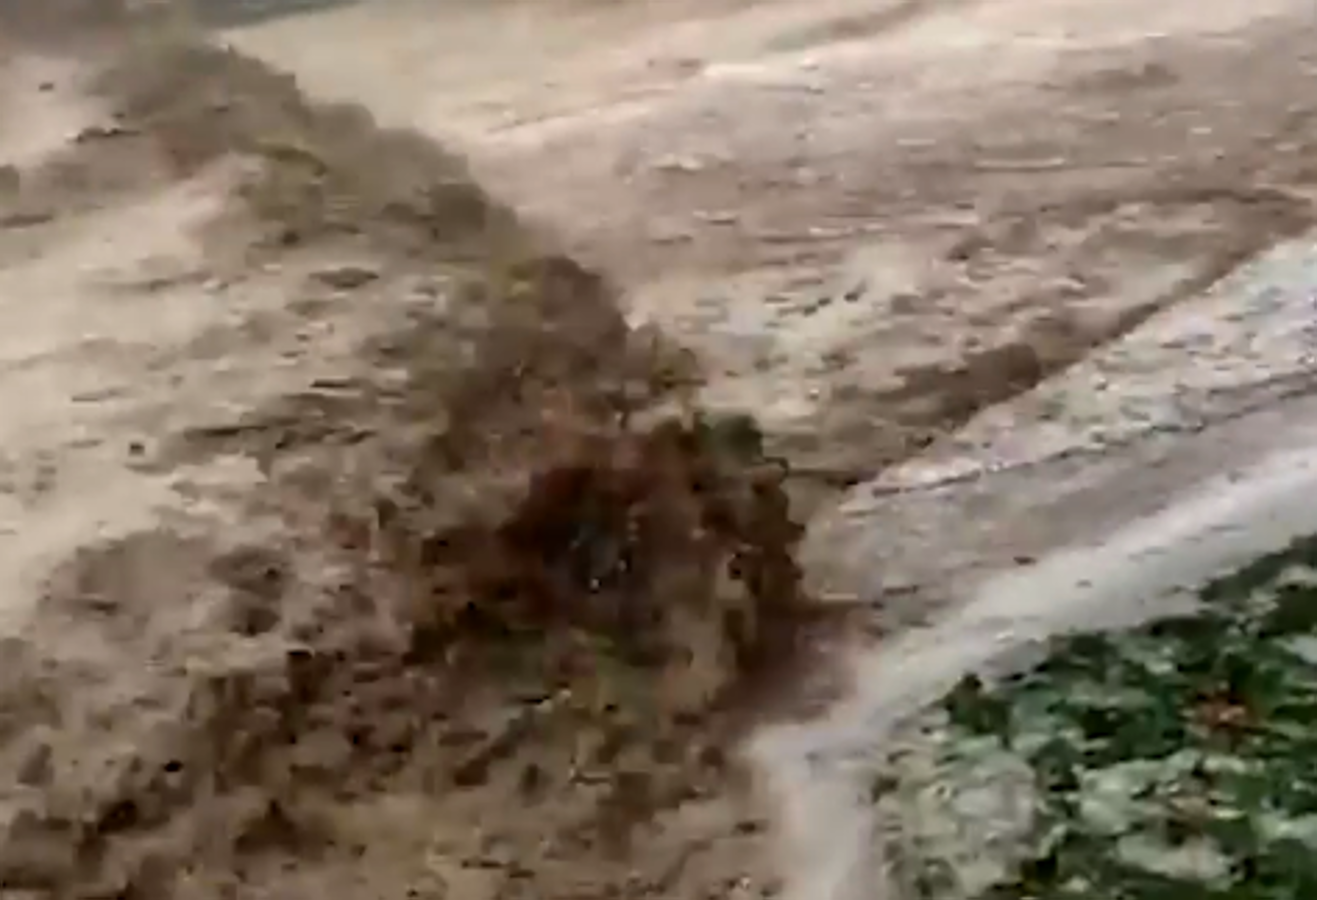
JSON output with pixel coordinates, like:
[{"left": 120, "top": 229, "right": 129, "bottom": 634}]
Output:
[{"left": 928, "top": 535, "right": 1317, "bottom": 899}]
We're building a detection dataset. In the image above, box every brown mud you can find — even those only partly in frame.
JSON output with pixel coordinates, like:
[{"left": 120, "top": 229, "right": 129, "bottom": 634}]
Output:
[
  {"left": 3, "top": 0, "right": 1317, "bottom": 898},
  {"left": 0, "top": 32, "right": 838, "bottom": 900},
  {"left": 229, "top": 0, "right": 1317, "bottom": 520}
]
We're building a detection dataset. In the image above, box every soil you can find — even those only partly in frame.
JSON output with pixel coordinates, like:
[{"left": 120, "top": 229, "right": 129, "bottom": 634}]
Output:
[{"left": 1, "top": 1, "right": 1317, "bottom": 900}]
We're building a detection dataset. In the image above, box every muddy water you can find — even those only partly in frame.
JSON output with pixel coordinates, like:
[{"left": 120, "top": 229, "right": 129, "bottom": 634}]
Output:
[
  {"left": 224, "top": 0, "right": 1317, "bottom": 538},
  {"left": 3, "top": 2, "right": 1316, "bottom": 894},
  {"left": 765, "top": 235, "right": 1317, "bottom": 900},
  {"left": 762, "top": 444, "right": 1317, "bottom": 899},
  {"left": 213, "top": 1, "right": 1317, "bottom": 895},
  {"left": 218, "top": 2, "right": 1317, "bottom": 892}
]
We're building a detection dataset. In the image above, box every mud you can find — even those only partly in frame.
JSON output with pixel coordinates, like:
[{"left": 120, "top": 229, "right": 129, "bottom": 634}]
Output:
[
  {"left": 0, "top": 33, "right": 824, "bottom": 900},
  {"left": 765, "top": 408, "right": 1317, "bottom": 900},
  {"left": 227, "top": 0, "right": 1317, "bottom": 516},
  {"left": 4, "top": 1, "right": 1317, "bottom": 899}
]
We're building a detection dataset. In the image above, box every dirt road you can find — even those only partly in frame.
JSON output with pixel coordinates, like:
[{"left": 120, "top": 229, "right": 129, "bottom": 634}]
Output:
[{"left": 2, "top": 1, "right": 1317, "bottom": 899}]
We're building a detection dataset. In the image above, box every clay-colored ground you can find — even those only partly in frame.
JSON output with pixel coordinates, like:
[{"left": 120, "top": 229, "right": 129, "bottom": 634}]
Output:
[{"left": 1, "top": 0, "right": 1316, "bottom": 899}]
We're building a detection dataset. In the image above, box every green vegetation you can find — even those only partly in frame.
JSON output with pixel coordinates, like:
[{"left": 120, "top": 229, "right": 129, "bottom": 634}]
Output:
[{"left": 895, "top": 535, "right": 1317, "bottom": 899}]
